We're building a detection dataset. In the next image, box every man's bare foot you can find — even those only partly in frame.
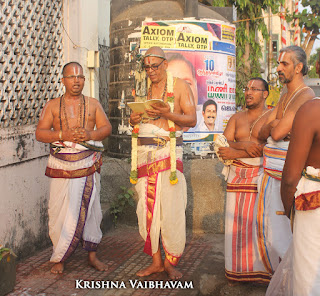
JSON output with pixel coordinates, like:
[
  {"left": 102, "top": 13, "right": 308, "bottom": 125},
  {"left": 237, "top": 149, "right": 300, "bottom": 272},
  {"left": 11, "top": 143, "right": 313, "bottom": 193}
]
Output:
[
  {"left": 136, "top": 262, "right": 165, "bottom": 277},
  {"left": 51, "top": 262, "right": 64, "bottom": 274},
  {"left": 164, "top": 259, "right": 182, "bottom": 280},
  {"left": 88, "top": 252, "right": 108, "bottom": 271}
]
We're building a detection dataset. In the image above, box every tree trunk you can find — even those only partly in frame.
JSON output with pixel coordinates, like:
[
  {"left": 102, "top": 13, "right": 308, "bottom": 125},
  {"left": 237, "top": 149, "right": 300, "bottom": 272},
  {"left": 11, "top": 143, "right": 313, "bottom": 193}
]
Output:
[
  {"left": 301, "top": 31, "right": 311, "bottom": 50},
  {"left": 244, "top": 20, "right": 250, "bottom": 73},
  {"left": 305, "top": 31, "right": 318, "bottom": 61}
]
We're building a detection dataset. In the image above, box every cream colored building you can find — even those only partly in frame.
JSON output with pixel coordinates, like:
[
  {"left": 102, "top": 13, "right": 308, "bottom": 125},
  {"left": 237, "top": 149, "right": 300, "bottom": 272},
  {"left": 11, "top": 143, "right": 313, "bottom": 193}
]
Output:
[{"left": 260, "top": 0, "right": 299, "bottom": 80}]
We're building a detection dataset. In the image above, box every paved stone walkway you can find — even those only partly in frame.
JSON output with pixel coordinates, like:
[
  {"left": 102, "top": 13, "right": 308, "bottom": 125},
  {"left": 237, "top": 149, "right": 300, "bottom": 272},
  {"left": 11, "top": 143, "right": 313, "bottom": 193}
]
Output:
[{"left": 8, "top": 226, "right": 268, "bottom": 296}]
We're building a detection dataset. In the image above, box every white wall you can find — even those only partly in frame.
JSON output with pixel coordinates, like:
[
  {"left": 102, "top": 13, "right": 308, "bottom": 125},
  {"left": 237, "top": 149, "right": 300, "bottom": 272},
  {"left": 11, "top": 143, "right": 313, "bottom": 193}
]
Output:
[
  {"left": 99, "top": 0, "right": 111, "bottom": 47},
  {"left": 0, "top": 125, "right": 50, "bottom": 257},
  {"left": 63, "top": 0, "right": 110, "bottom": 100}
]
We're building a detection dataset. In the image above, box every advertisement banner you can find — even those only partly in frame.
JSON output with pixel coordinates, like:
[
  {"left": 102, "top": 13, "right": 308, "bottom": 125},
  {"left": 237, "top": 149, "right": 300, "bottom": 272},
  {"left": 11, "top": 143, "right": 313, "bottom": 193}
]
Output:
[{"left": 139, "top": 20, "right": 236, "bottom": 157}]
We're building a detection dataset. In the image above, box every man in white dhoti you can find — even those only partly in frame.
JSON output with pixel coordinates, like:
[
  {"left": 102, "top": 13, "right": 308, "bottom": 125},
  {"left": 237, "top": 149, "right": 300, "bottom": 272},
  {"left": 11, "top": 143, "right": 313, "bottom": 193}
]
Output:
[
  {"left": 266, "top": 97, "right": 320, "bottom": 296},
  {"left": 129, "top": 46, "right": 196, "bottom": 279},
  {"left": 218, "top": 77, "right": 271, "bottom": 283},
  {"left": 36, "top": 62, "right": 112, "bottom": 274},
  {"left": 257, "top": 46, "right": 315, "bottom": 274}
]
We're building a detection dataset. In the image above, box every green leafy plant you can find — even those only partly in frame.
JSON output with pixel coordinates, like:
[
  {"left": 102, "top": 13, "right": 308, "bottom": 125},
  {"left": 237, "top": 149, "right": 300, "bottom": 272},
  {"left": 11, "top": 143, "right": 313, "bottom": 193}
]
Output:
[
  {"left": 308, "top": 48, "right": 320, "bottom": 78},
  {"left": 110, "top": 186, "right": 135, "bottom": 224},
  {"left": 208, "top": 0, "right": 283, "bottom": 107}
]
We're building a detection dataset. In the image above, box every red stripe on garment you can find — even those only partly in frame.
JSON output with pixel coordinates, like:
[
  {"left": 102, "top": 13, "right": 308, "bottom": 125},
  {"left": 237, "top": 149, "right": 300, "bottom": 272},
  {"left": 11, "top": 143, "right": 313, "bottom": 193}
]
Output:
[
  {"left": 236, "top": 191, "right": 245, "bottom": 272},
  {"left": 241, "top": 191, "right": 249, "bottom": 272},
  {"left": 244, "top": 166, "right": 255, "bottom": 272},
  {"left": 232, "top": 185, "right": 240, "bottom": 271}
]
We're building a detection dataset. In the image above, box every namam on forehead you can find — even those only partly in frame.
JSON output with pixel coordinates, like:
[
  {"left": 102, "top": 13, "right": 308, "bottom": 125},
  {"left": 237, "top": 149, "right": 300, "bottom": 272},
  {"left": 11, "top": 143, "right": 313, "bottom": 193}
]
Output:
[
  {"left": 278, "top": 52, "right": 286, "bottom": 63},
  {"left": 63, "top": 62, "right": 83, "bottom": 75},
  {"left": 248, "top": 79, "right": 265, "bottom": 89},
  {"left": 248, "top": 80, "right": 259, "bottom": 88},
  {"left": 278, "top": 51, "right": 296, "bottom": 66}
]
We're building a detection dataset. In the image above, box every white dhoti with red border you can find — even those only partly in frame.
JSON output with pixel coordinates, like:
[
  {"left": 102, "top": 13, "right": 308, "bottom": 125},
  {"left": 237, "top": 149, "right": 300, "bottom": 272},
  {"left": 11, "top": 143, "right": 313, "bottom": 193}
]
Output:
[
  {"left": 135, "top": 124, "right": 187, "bottom": 266},
  {"left": 293, "top": 166, "right": 320, "bottom": 296},
  {"left": 266, "top": 166, "right": 320, "bottom": 296}
]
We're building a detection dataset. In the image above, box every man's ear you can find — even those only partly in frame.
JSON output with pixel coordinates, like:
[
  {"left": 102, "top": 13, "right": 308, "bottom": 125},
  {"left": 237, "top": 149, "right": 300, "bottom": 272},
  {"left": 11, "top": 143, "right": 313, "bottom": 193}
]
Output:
[
  {"left": 263, "top": 90, "right": 268, "bottom": 100},
  {"left": 295, "top": 62, "right": 303, "bottom": 74}
]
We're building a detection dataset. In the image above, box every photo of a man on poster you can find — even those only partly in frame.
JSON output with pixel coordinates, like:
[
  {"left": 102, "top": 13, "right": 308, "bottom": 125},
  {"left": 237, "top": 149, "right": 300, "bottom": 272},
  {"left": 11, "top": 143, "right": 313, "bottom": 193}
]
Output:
[{"left": 189, "top": 100, "right": 218, "bottom": 132}]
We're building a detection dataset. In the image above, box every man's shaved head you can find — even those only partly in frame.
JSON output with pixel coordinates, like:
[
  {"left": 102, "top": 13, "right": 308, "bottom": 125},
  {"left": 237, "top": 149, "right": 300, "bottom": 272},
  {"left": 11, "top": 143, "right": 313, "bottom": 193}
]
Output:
[{"left": 145, "top": 46, "right": 166, "bottom": 60}]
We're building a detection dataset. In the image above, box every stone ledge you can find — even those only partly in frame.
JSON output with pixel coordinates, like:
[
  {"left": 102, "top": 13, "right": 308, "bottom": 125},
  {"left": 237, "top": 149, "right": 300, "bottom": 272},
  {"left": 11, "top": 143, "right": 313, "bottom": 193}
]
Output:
[{"left": 0, "top": 124, "right": 49, "bottom": 168}]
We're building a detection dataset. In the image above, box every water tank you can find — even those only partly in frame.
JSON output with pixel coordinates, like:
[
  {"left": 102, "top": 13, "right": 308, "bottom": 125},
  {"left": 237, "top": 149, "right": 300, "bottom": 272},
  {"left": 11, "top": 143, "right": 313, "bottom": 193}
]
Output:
[{"left": 108, "top": 0, "right": 232, "bottom": 158}]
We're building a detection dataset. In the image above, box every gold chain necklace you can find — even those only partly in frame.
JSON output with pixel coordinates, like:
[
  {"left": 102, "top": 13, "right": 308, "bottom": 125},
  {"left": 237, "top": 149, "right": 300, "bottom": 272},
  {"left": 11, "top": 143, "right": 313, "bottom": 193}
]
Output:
[
  {"left": 148, "top": 80, "right": 167, "bottom": 101},
  {"left": 61, "top": 95, "right": 85, "bottom": 129}
]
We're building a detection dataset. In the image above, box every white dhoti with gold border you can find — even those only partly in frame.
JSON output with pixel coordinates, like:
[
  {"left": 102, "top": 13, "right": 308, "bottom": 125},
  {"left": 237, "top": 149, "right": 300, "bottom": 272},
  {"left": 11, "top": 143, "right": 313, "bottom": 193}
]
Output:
[
  {"left": 45, "top": 141, "right": 103, "bottom": 263},
  {"left": 135, "top": 124, "right": 187, "bottom": 266}
]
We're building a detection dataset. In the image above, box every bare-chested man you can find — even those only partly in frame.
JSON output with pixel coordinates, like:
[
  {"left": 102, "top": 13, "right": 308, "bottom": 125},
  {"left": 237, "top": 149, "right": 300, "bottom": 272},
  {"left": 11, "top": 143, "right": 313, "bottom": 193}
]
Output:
[
  {"left": 280, "top": 97, "right": 320, "bottom": 295},
  {"left": 36, "top": 62, "right": 112, "bottom": 274},
  {"left": 256, "top": 46, "right": 315, "bottom": 275},
  {"left": 266, "top": 98, "right": 320, "bottom": 296},
  {"left": 129, "top": 46, "right": 196, "bottom": 279},
  {"left": 218, "top": 77, "right": 272, "bottom": 283}
]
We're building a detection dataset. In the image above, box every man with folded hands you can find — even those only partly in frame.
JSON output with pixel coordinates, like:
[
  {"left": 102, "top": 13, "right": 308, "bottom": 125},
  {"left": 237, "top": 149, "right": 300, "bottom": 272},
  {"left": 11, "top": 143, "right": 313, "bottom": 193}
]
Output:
[
  {"left": 36, "top": 62, "right": 112, "bottom": 274},
  {"left": 218, "top": 77, "right": 271, "bottom": 284}
]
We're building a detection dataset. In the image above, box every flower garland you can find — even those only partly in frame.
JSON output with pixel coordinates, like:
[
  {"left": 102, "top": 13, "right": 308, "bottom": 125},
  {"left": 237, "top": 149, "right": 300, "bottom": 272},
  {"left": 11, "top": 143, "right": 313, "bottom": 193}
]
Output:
[
  {"left": 130, "top": 71, "right": 178, "bottom": 185},
  {"left": 166, "top": 72, "right": 178, "bottom": 184},
  {"left": 129, "top": 125, "right": 139, "bottom": 184}
]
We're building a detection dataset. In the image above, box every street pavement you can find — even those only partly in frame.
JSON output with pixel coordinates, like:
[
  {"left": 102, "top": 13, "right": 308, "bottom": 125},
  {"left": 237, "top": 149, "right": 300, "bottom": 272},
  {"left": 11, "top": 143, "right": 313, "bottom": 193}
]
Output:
[{"left": 7, "top": 226, "right": 268, "bottom": 296}]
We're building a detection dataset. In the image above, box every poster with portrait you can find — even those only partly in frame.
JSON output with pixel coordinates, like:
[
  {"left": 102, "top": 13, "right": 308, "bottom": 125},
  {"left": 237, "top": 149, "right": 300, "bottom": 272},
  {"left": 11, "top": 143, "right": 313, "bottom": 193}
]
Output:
[{"left": 139, "top": 20, "right": 236, "bottom": 156}]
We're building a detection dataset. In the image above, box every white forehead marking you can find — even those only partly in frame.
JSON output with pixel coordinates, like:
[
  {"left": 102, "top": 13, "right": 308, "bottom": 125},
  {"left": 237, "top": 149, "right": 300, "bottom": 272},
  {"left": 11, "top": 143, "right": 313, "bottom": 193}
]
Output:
[{"left": 248, "top": 80, "right": 255, "bottom": 88}]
